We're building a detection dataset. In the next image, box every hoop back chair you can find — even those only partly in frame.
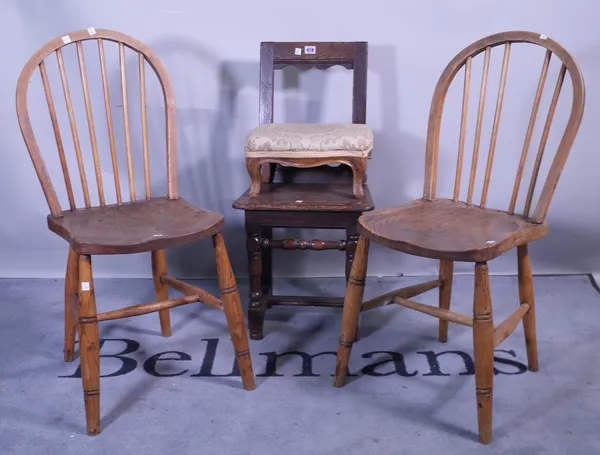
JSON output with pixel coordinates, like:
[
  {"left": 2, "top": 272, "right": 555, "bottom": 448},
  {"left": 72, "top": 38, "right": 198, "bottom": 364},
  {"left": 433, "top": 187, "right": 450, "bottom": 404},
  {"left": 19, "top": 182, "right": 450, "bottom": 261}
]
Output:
[
  {"left": 16, "top": 29, "right": 255, "bottom": 435},
  {"left": 233, "top": 41, "right": 375, "bottom": 339},
  {"left": 333, "top": 31, "right": 585, "bottom": 444}
]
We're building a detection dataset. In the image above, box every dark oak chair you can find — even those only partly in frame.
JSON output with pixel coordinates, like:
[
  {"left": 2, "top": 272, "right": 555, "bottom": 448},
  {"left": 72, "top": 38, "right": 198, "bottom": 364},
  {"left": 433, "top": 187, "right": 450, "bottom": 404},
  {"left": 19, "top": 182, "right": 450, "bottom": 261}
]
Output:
[
  {"left": 333, "top": 31, "right": 585, "bottom": 444},
  {"left": 233, "top": 41, "right": 375, "bottom": 340},
  {"left": 16, "top": 29, "right": 255, "bottom": 436}
]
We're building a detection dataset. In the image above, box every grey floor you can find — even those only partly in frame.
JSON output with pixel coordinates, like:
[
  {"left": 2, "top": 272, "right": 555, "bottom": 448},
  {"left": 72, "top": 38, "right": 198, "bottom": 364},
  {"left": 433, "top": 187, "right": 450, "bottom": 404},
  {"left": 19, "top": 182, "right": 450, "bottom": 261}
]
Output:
[{"left": 1, "top": 274, "right": 600, "bottom": 454}]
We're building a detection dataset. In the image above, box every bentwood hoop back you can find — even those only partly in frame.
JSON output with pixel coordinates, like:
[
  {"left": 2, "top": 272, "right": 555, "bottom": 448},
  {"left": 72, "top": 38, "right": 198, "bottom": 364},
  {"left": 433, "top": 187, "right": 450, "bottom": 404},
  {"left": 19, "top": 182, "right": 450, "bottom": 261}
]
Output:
[
  {"left": 423, "top": 31, "right": 585, "bottom": 223},
  {"left": 334, "top": 31, "right": 585, "bottom": 445},
  {"left": 17, "top": 29, "right": 178, "bottom": 217},
  {"left": 16, "top": 29, "right": 255, "bottom": 436}
]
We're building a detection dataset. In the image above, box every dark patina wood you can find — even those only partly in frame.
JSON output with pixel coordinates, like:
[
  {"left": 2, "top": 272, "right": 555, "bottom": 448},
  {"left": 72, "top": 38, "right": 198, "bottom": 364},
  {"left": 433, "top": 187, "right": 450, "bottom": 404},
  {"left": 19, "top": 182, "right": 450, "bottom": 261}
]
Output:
[
  {"left": 333, "top": 31, "right": 585, "bottom": 445},
  {"left": 16, "top": 29, "right": 255, "bottom": 436},
  {"left": 234, "top": 41, "right": 371, "bottom": 339}
]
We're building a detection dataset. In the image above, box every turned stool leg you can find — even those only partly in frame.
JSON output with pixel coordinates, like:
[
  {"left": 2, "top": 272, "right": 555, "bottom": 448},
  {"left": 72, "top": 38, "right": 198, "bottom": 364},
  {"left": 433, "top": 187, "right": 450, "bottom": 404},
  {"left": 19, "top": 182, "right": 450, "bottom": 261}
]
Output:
[
  {"left": 438, "top": 260, "right": 454, "bottom": 343},
  {"left": 78, "top": 255, "right": 100, "bottom": 436},
  {"left": 473, "top": 262, "right": 494, "bottom": 444},
  {"left": 246, "top": 223, "right": 265, "bottom": 340},
  {"left": 64, "top": 247, "right": 79, "bottom": 362},
  {"left": 151, "top": 249, "right": 171, "bottom": 337},
  {"left": 334, "top": 236, "right": 369, "bottom": 387},
  {"left": 518, "top": 244, "right": 539, "bottom": 372},
  {"left": 213, "top": 233, "right": 256, "bottom": 391}
]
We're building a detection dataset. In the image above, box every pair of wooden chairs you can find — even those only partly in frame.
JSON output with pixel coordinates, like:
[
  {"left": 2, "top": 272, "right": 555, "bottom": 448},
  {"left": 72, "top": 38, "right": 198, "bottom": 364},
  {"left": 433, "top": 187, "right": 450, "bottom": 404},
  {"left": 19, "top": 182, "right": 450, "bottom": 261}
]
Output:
[{"left": 17, "top": 29, "right": 584, "bottom": 444}]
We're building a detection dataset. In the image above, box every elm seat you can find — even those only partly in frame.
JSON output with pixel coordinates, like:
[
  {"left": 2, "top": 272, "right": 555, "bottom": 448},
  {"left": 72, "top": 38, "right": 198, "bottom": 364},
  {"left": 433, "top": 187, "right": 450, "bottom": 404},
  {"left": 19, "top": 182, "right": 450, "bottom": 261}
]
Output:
[
  {"left": 48, "top": 198, "right": 224, "bottom": 255},
  {"left": 358, "top": 198, "right": 548, "bottom": 262},
  {"left": 245, "top": 123, "right": 374, "bottom": 158}
]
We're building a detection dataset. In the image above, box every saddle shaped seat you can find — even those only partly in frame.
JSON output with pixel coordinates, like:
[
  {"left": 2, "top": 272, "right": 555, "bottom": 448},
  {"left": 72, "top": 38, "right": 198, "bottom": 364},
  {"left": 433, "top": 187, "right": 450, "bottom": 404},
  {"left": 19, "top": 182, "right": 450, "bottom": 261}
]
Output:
[
  {"left": 48, "top": 198, "right": 224, "bottom": 255},
  {"left": 358, "top": 198, "right": 548, "bottom": 262}
]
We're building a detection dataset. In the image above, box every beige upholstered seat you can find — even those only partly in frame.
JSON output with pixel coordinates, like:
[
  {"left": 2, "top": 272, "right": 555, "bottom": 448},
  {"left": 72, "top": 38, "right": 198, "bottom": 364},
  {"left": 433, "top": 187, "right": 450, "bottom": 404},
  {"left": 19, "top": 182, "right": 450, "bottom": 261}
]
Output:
[{"left": 245, "top": 123, "right": 374, "bottom": 158}]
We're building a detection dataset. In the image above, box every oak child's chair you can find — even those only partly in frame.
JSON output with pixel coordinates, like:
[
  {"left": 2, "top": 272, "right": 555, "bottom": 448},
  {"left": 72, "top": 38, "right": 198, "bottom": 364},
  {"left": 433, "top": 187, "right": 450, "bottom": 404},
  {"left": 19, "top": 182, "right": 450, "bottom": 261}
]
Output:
[
  {"left": 333, "top": 32, "right": 584, "bottom": 444},
  {"left": 16, "top": 29, "right": 255, "bottom": 436},
  {"left": 233, "top": 42, "right": 375, "bottom": 339}
]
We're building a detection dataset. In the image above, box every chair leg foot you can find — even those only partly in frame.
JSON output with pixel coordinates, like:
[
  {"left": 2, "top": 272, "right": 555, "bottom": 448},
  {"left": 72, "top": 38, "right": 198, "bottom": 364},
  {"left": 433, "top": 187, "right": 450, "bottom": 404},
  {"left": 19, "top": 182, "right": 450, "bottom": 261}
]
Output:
[
  {"left": 473, "top": 262, "right": 494, "bottom": 445},
  {"left": 334, "top": 236, "right": 369, "bottom": 388},
  {"left": 518, "top": 244, "right": 539, "bottom": 372},
  {"left": 65, "top": 247, "right": 79, "bottom": 362},
  {"left": 152, "top": 250, "right": 171, "bottom": 337},
  {"left": 248, "top": 302, "right": 266, "bottom": 340},
  {"left": 438, "top": 259, "right": 453, "bottom": 343},
  {"left": 348, "top": 158, "right": 367, "bottom": 198},
  {"left": 78, "top": 255, "right": 100, "bottom": 436},
  {"left": 213, "top": 233, "right": 256, "bottom": 391}
]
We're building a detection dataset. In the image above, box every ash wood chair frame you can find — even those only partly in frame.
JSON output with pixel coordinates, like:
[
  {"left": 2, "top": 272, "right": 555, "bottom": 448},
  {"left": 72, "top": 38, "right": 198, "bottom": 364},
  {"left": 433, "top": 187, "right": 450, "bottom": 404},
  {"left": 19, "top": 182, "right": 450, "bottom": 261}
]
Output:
[
  {"left": 333, "top": 31, "right": 585, "bottom": 444},
  {"left": 233, "top": 41, "right": 374, "bottom": 340},
  {"left": 16, "top": 29, "right": 255, "bottom": 436}
]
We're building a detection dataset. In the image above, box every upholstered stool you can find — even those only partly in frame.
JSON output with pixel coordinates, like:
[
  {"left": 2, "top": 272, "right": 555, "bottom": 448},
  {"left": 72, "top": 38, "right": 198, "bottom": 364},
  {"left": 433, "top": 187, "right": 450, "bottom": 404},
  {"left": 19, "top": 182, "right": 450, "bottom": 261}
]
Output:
[{"left": 246, "top": 123, "right": 373, "bottom": 198}]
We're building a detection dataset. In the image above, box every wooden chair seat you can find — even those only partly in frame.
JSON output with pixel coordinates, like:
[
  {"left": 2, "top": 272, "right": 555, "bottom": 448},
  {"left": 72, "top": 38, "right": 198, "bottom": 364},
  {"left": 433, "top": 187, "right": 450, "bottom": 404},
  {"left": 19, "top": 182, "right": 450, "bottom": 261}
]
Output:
[
  {"left": 359, "top": 198, "right": 547, "bottom": 262},
  {"left": 233, "top": 183, "right": 374, "bottom": 212},
  {"left": 48, "top": 198, "right": 224, "bottom": 255}
]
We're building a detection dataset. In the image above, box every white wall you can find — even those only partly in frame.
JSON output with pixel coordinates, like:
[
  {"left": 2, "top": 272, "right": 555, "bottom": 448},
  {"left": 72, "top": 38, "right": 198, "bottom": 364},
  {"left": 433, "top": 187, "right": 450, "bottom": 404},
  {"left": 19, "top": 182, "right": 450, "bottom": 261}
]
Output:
[{"left": 2, "top": 0, "right": 599, "bottom": 278}]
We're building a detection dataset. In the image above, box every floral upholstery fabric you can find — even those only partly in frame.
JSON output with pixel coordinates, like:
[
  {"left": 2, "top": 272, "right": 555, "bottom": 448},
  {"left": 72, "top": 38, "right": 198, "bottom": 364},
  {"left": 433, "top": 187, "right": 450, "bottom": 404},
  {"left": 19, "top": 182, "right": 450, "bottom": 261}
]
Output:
[{"left": 245, "top": 123, "right": 373, "bottom": 158}]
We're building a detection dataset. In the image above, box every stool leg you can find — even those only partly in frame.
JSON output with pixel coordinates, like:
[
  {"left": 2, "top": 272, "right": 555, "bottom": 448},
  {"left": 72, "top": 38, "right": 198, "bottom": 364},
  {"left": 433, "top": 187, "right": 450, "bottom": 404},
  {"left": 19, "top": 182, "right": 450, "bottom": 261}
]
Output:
[
  {"left": 151, "top": 249, "right": 171, "bottom": 337},
  {"left": 213, "top": 233, "right": 256, "bottom": 391},
  {"left": 438, "top": 260, "right": 453, "bottom": 343},
  {"left": 64, "top": 247, "right": 79, "bottom": 362},
  {"left": 247, "top": 158, "right": 262, "bottom": 197},
  {"left": 473, "top": 262, "right": 494, "bottom": 444},
  {"left": 78, "top": 255, "right": 100, "bottom": 436},
  {"left": 518, "top": 244, "right": 539, "bottom": 372},
  {"left": 334, "top": 236, "right": 369, "bottom": 387},
  {"left": 348, "top": 157, "right": 366, "bottom": 198},
  {"left": 246, "top": 223, "right": 265, "bottom": 340}
]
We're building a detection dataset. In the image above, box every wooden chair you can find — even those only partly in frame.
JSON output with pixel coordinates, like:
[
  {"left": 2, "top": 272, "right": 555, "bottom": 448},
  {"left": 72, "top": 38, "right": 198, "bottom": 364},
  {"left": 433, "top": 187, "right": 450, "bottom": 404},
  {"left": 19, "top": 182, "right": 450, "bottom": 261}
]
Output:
[
  {"left": 16, "top": 29, "right": 255, "bottom": 436},
  {"left": 333, "top": 31, "right": 585, "bottom": 444},
  {"left": 233, "top": 41, "right": 375, "bottom": 340}
]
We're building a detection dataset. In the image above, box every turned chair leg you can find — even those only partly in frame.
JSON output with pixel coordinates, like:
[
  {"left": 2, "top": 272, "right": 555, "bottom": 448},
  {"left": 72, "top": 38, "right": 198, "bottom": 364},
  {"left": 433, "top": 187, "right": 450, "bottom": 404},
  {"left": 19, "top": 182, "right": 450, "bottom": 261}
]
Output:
[
  {"left": 334, "top": 235, "right": 369, "bottom": 387},
  {"left": 151, "top": 249, "right": 171, "bottom": 337},
  {"left": 247, "top": 158, "right": 262, "bottom": 197},
  {"left": 438, "top": 260, "right": 453, "bottom": 343},
  {"left": 213, "top": 233, "right": 256, "bottom": 391},
  {"left": 261, "top": 227, "right": 273, "bottom": 295},
  {"left": 517, "top": 244, "right": 539, "bottom": 372},
  {"left": 247, "top": 226, "right": 265, "bottom": 340},
  {"left": 473, "top": 262, "right": 494, "bottom": 444},
  {"left": 78, "top": 255, "right": 100, "bottom": 436},
  {"left": 64, "top": 247, "right": 79, "bottom": 362}
]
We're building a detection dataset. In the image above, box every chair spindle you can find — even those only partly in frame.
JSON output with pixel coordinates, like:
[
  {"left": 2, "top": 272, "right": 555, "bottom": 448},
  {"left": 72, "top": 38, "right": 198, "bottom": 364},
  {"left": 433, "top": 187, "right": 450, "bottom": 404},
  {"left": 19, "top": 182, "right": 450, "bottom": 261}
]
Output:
[
  {"left": 56, "top": 48, "right": 91, "bottom": 209},
  {"left": 77, "top": 42, "right": 105, "bottom": 207},
  {"left": 139, "top": 54, "right": 151, "bottom": 199},
  {"left": 453, "top": 57, "right": 471, "bottom": 201},
  {"left": 523, "top": 64, "right": 567, "bottom": 216},
  {"left": 39, "top": 61, "right": 76, "bottom": 210},
  {"left": 98, "top": 39, "right": 123, "bottom": 205},
  {"left": 509, "top": 49, "right": 552, "bottom": 214},
  {"left": 480, "top": 43, "right": 511, "bottom": 208},
  {"left": 119, "top": 42, "right": 136, "bottom": 202},
  {"left": 466, "top": 46, "right": 491, "bottom": 205}
]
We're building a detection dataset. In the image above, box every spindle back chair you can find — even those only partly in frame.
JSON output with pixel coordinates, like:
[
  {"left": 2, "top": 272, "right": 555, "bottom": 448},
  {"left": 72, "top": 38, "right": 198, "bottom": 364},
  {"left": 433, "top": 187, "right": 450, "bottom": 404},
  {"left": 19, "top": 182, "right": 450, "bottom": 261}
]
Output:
[
  {"left": 16, "top": 29, "right": 255, "bottom": 436},
  {"left": 233, "top": 41, "right": 374, "bottom": 340},
  {"left": 333, "top": 31, "right": 585, "bottom": 445}
]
